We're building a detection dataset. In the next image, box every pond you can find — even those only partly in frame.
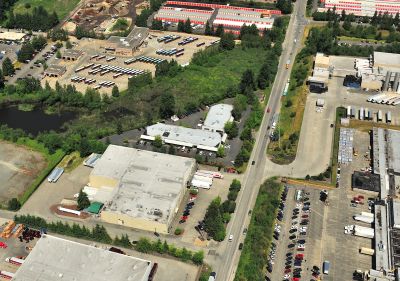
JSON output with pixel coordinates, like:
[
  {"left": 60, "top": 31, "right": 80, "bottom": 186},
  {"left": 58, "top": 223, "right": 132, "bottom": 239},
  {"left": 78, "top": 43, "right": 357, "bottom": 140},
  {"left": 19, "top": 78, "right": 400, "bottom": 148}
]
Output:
[{"left": 0, "top": 106, "right": 77, "bottom": 135}]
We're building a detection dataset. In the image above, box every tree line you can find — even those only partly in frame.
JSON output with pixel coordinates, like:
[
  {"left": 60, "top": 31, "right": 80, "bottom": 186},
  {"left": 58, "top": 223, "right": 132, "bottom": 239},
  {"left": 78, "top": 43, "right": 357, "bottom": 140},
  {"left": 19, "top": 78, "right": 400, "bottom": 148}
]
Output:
[
  {"left": 14, "top": 214, "right": 204, "bottom": 265},
  {"left": 6, "top": 6, "right": 59, "bottom": 31},
  {"left": 0, "top": 0, "right": 17, "bottom": 21}
]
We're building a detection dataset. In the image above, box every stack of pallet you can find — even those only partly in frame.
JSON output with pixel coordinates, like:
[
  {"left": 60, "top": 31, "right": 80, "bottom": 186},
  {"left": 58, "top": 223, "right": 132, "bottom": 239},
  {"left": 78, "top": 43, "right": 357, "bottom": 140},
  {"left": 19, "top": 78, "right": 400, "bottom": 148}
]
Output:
[
  {"left": 0, "top": 221, "right": 15, "bottom": 239},
  {"left": 11, "top": 224, "right": 23, "bottom": 238}
]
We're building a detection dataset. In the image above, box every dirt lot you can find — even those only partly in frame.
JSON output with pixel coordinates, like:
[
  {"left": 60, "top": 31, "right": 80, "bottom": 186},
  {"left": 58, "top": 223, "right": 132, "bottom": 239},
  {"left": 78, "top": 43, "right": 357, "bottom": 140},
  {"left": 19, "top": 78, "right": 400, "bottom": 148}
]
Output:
[
  {"left": 0, "top": 141, "right": 47, "bottom": 205},
  {"left": 42, "top": 31, "right": 219, "bottom": 95}
]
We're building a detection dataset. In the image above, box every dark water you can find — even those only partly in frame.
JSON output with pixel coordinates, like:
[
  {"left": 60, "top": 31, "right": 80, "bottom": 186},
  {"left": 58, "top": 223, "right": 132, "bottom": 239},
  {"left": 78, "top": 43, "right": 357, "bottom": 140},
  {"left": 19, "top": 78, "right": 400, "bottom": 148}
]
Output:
[{"left": 0, "top": 106, "right": 77, "bottom": 135}]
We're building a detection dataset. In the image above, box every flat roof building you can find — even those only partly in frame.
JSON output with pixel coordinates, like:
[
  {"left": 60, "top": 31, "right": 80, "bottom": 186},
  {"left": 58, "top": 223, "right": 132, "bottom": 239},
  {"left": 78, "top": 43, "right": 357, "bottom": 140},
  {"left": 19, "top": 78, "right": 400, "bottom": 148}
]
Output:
[
  {"left": 0, "top": 31, "right": 27, "bottom": 42},
  {"left": 106, "top": 27, "right": 149, "bottom": 56},
  {"left": 320, "top": 0, "right": 400, "bottom": 17},
  {"left": 62, "top": 49, "right": 83, "bottom": 61},
  {"left": 203, "top": 104, "right": 233, "bottom": 133},
  {"left": 387, "top": 129, "right": 400, "bottom": 176},
  {"left": 145, "top": 123, "right": 222, "bottom": 151},
  {"left": 89, "top": 145, "right": 196, "bottom": 233},
  {"left": 43, "top": 64, "right": 67, "bottom": 77},
  {"left": 12, "top": 235, "right": 153, "bottom": 281}
]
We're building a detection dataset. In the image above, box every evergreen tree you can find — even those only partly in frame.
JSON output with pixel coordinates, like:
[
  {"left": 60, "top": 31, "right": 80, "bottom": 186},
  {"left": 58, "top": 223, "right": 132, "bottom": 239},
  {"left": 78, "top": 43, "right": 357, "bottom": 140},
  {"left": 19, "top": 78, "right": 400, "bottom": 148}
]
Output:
[
  {"left": 219, "top": 32, "right": 235, "bottom": 50},
  {"left": 112, "top": 85, "right": 120, "bottom": 97},
  {"left": 7, "top": 198, "right": 21, "bottom": 211},
  {"left": 2, "top": 57, "right": 15, "bottom": 76},
  {"left": 159, "top": 92, "right": 175, "bottom": 118},
  {"left": 215, "top": 24, "right": 225, "bottom": 37},
  {"left": 184, "top": 18, "right": 192, "bottom": 33},
  {"left": 77, "top": 190, "right": 90, "bottom": 210},
  {"left": 177, "top": 21, "right": 185, "bottom": 32},
  {"left": 205, "top": 20, "right": 212, "bottom": 35}
]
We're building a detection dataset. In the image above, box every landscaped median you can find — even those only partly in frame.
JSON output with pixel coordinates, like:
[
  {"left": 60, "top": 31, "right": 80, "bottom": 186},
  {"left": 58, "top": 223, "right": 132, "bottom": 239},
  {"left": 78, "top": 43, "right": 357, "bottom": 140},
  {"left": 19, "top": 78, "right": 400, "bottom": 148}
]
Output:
[{"left": 234, "top": 178, "right": 282, "bottom": 281}]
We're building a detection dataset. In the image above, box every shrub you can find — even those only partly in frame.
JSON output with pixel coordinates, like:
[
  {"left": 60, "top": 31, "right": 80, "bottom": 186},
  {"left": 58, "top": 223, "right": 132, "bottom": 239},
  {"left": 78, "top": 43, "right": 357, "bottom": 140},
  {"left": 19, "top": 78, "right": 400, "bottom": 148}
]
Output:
[{"left": 174, "top": 228, "right": 183, "bottom": 235}]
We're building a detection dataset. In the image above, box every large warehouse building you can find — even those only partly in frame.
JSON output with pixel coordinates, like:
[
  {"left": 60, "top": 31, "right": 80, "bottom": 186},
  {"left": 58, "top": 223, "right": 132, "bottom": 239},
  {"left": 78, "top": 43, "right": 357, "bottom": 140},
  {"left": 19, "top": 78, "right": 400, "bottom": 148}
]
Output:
[
  {"left": 88, "top": 145, "right": 196, "bottom": 234},
  {"left": 154, "top": 1, "right": 279, "bottom": 33},
  {"left": 319, "top": 0, "right": 400, "bottom": 17},
  {"left": 203, "top": 103, "right": 234, "bottom": 134},
  {"left": 12, "top": 235, "right": 154, "bottom": 281}
]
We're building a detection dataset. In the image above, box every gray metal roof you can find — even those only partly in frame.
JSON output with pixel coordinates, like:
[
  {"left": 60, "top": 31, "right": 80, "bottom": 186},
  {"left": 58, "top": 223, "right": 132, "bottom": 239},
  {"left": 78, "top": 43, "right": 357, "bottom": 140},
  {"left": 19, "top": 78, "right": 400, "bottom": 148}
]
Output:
[
  {"left": 146, "top": 123, "right": 222, "bottom": 147},
  {"left": 155, "top": 9, "right": 212, "bottom": 22},
  {"left": 387, "top": 129, "right": 400, "bottom": 175},
  {"left": 13, "top": 235, "right": 152, "bottom": 281},
  {"left": 107, "top": 27, "right": 149, "bottom": 49},
  {"left": 203, "top": 104, "right": 233, "bottom": 132},
  {"left": 91, "top": 145, "right": 196, "bottom": 224},
  {"left": 374, "top": 52, "right": 400, "bottom": 68}
]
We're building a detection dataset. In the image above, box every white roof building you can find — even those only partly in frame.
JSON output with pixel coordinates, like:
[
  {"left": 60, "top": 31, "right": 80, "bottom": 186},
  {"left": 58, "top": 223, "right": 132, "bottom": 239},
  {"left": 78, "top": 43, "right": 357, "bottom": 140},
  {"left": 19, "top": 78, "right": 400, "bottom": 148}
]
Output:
[
  {"left": 203, "top": 104, "right": 233, "bottom": 133},
  {"left": 89, "top": 145, "right": 196, "bottom": 233},
  {"left": 145, "top": 123, "right": 222, "bottom": 150},
  {"left": 12, "top": 235, "right": 153, "bottom": 281}
]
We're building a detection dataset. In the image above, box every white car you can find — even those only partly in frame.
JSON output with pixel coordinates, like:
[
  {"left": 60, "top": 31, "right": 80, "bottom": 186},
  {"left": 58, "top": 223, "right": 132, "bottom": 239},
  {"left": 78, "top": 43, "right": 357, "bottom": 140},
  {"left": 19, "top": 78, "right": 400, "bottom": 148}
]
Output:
[
  {"left": 283, "top": 274, "right": 291, "bottom": 279},
  {"left": 344, "top": 229, "right": 352, "bottom": 235},
  {"left": 290, "top": 225, "right": 298, "bottom": 230},
  {"left": 229, "top": 234, "right": 233, "bottom": 242}
]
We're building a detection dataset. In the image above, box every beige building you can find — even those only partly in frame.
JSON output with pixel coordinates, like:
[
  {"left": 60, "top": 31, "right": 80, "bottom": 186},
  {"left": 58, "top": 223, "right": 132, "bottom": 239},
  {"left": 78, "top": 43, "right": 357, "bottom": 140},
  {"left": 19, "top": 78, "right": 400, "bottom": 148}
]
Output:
[
  {"left": 105, "top": 27, "right": 149, "bottom": 56},
  {"left": 88, "top": 145, "right": 196, "bottom": 234}
]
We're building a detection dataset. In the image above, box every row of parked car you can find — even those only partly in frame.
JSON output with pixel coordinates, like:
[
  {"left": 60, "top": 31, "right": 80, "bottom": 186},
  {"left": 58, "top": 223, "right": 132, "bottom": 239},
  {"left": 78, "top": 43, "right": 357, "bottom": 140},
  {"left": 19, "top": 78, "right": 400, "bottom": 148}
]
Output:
[{"left": 179, "top": 194, "right": 196, "bottom": 224}]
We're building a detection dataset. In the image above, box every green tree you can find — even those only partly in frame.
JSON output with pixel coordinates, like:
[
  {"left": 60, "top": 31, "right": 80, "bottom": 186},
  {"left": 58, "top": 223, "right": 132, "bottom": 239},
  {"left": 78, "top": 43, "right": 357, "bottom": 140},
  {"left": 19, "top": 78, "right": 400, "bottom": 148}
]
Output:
[
  {"left": 215, "top": 24, "right": 225, "bottom": 37},
  {"left": 159, "top": 92, "right": 175, "bottom": 118},
  {"left": 135, "top": 238, "right": 153, "bottom": 253},
  {"left": 153, "top": 135, "right": 163, "bottom": 148},
  {"left": 7, "top": 198, "right": 21, "bottom": 211},
  {"left": 112, "top": 85, "right": 120, "bottom": 97},
  {"left": 224, "top": 121, "right": 238, "bottom": 139},
  {"left": 0, "top": 68, "right": 4, "bottom": 89},
  {"left": 65, "top": 40, "right": 73, "bottom": 49},
  {"left": 192, "top": 251, "right": 204, "bottom": 265},
  {"left": 2, "top": 57, "right": 15, "bottom": 76},
  {"left": 77, "top": 190, "right": 90, "bottom": 210},
  {"left": 56, "top": 50, "right": 61, "bottom": 59},
  {"left": 18, "top": 42, "right": 35, "bottom": 62},
  {"left": 205, "top": 20, "right": 213, "bottom": 35},
  {"left": 177, "top": 21, "right": 185, "bottom": 32},
  {"left": 219, "top": 32, "right": 235, "bottom": 50},
  {"left": 204, "top": 197, "right": 226, "bottom": 241},
  {"left": 151, "top": 19, "right": 163, "bottom": 30},
  {"left": 217, "top": 145, "right": 226, "bottom": 158},
  {"left": 184, "top": 18, "right": 192, "bottom": 33}
]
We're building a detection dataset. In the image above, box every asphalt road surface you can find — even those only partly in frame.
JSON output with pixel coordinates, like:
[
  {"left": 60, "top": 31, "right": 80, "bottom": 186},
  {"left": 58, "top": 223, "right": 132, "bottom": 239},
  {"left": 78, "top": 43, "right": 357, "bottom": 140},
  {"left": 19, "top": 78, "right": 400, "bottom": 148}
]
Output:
[{"left": 212, "top": 0, "right": 309, "bottom": 280}]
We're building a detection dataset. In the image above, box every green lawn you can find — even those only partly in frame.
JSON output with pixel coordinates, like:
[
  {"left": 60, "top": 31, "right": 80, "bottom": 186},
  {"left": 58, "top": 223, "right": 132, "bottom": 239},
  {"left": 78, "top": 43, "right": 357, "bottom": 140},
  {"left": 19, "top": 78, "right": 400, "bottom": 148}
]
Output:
[{"left": 13, "top": 0, "right": 80, "bottom": 20}]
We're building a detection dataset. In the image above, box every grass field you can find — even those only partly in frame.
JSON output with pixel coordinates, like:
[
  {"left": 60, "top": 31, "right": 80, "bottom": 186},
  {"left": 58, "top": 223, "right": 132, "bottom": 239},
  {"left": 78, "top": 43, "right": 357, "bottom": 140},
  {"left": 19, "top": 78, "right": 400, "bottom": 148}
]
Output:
[
  {"left": 13, "top": 0, "right": 80, "bottom": 20},
  {"left": 235, "top": 178, "right": 282, "bottom": 281}
]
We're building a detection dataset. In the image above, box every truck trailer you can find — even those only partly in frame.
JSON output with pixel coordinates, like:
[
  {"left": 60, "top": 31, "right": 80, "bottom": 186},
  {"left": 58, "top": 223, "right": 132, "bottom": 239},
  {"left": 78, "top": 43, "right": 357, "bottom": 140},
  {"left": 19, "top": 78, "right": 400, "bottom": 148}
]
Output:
[
  {"left": 353, "top": 225, "right": 374, "bottom": 239},
  {"left": 353, "top": 215, "right": 374, "bottom": 224},
  {"left": 5, "top": 257, "right": 24, "bottom": 266},
  {"left": 359, "top": 247, "right": 375, "bottom": 256}
]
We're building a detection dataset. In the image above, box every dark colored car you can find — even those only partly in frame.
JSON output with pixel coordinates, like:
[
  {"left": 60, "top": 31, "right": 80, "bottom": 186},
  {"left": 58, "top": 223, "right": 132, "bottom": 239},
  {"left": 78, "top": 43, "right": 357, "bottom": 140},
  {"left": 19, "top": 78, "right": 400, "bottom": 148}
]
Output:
[
  {"left": 239, "top": 243, "right": 243, "bottom": 250},
  {"left": 289, "top": 235, "right": 297, "bottom": 240}
]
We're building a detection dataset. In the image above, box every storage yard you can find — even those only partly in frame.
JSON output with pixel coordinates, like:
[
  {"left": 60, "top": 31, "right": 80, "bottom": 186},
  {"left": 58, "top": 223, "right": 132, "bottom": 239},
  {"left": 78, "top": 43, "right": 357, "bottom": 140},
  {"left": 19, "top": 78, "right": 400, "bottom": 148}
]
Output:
[
  {"left": 154, "top": 1, "right": 280, "bottom": 34},
  {"left": 318, "top": 0, "right": 400, "bottom": 17},
  {"left": 62, "top": 0, "right": 135, "bottom": 34},
  {"left": 0, "top": 141, "right": 47, "bottom": 205},
  {"left": 42, "top": 30, "right": 219, "bottom": 94}
]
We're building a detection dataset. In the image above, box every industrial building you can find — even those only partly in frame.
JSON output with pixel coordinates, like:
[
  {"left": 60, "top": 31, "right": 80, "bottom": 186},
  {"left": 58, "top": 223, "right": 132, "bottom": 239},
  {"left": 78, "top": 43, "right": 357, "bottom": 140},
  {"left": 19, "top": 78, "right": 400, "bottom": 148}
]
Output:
[
  {"left": 144, "top": 123, "right": 223, "bottom": 152},
  {"left": 43, "top": 65, "right": 67, "bottom": 77},
  {"left": 319, "top": 0, "right": 400, "bottom": 17},
  {"left": 106, "top": 27, "right": 149, "bottom": 56},
  {"left": 154, "top": 1, "right": 279, "bottom": 33},
  {"left": 0, "top": 31, "right": 27, "bottom": 42},
  {"left": 203, "top": 103, "right": 234, "bottom": 133},
  {"left": 308, "top": 53, "right": 330, "bottom": 93},
  {"left": 361, "top": 128, "right": 400, "bottom": 280},
  {"left": 88, "top": 145, "right": 196, "bottom": 234},
  {"left": 62, "top": 49, "right": 83, "bottom": 61},
  {"left": 12, "top": 235, "right": 154, "bottom": 281}
]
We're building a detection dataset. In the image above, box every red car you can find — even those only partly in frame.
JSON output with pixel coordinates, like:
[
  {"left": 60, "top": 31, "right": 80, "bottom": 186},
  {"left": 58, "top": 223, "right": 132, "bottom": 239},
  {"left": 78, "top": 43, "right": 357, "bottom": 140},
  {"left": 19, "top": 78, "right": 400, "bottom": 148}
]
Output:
[
  {"left": 284, "top": 268, "right": 291, "bottom": 273},
  {"left": 358, "top": 195, "right": 365, "bottom": 199},
  {"left": 295, "top": 254, "right": 304, "bottom": 259},
  {"left": 267, "top": 107, "right": 271, "bottom": 113},
  {"left": 0, "top": 242, "right": 7, "bottom": 248},
  {"left": 301, "top": 215, "right": 308, "bottom": 218},
  {"left": 292, "top": 278, "right": 300, "bottom": 281},
  {"left": 180, "top": 216, "right": 188, "bottom": 220}
]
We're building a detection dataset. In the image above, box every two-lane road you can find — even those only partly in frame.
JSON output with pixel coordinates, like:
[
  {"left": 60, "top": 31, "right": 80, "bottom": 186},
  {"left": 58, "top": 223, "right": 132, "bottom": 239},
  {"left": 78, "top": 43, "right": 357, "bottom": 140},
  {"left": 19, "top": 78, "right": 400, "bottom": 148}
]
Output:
[{"left": 212, "top": 0, "right": 309, "bottom": 280}]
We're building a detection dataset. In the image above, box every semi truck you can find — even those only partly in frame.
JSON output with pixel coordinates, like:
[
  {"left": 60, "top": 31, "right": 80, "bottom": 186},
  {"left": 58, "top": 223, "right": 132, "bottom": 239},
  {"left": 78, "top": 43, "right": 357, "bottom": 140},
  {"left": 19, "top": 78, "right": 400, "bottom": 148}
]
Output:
[
  {"left": 347, "top": 106, "right": 351, "bottom": 118},
  {"left": 0, "top": 271, "right": 14, "bottom": 279},
  {"left": 353, "top": 215, "right": 374, "bottom": 224},
  {"left": 193, "top": 175, "right": 213, "bottom": 185},
  {"left": 387, "top": 111, "right": 392, "bottom": 123},
  {"left": 354, "top": 225, "right": 374, "bottom": 239},
  {"left": 377, "top": 110, "right": 383, "bottom": 122},
  {"left": 359, "top": 107, "right": 364, "bottom": 120},
  {"left": 5, "top": 257, "right": 24, "bottom": 266},
  {"left": 361, "top": 212, "right": 374, "bottom": 218},
  {"left": 359, "top": 247, "right": 375, "bottom": 256},
  {"left": 286, "top": 59, "right": 290, "bottom": 69},
  {"left": 191, "top": 179, "right": 211, "bottom": 189},
  {"left": 367, "top": 93, "right": 386, "bottom": 103},
  {"left": 283, "top": 80, "right": 289, "bottom": 96}
]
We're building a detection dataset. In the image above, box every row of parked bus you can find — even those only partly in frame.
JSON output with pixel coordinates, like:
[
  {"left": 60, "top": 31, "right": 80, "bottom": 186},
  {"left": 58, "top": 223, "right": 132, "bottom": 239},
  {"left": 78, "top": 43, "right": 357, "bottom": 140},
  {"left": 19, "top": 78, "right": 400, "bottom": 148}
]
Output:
[
  {"left": 157, "top": 34, "right": 181, "bottom": 43},
  {"left": 136, "top": 56, "right": 165, "bottom": 64},
  {"left": 347, "top": 106, "right": 392, "bottom": 123},
  {"left": 82, "top": 63, "right": 144, "bottom": 77},
  {"left": 71, "top": 76, "right": 97, "bottom": 85},
  {"left": 367, "top": 93, "right": 400, "bottom": 105},
  {"left": 89, "top": 54, "right": 116, "bottom": 62},
  {"left": 156, "top": 48, "right": 184, "bottom": 56},
  {"left": 178, "top": 37, "right": 199, "bottom": 46}
]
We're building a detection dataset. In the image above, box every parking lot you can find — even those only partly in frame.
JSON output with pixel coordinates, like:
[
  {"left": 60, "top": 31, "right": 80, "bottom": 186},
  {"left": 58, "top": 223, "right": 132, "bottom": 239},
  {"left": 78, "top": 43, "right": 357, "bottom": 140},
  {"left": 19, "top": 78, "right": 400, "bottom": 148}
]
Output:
[
  {"left": 43, "top": 31, "right": 219, "bottom": 94},
  {"left": 267, "top": 187, "right": 325, "bottom": 281},
  {"left": 170, "top": 170, "right": 238, "bottom": 246}
]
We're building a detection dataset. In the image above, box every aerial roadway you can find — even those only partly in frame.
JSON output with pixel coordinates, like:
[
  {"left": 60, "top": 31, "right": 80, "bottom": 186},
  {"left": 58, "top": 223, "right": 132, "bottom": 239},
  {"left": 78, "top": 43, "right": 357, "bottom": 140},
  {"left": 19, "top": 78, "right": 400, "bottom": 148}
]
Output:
[{"left": 212, "top": 0, "right": 309, "bottom": 280}]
